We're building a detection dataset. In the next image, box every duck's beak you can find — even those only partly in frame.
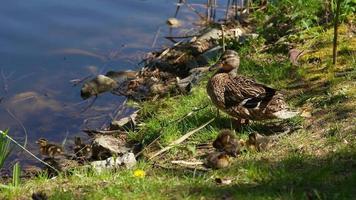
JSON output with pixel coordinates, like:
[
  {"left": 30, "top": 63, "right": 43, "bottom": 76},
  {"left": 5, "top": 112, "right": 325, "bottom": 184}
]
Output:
[{"left": 209, "top": 62, "right": 222, "bottom": 71}]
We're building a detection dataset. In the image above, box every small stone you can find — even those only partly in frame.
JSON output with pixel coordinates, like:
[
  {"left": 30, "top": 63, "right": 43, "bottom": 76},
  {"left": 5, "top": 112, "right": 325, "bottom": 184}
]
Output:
[
  {"left": 166, "top": 18, "right": 182, "bottom": 28},
  {"left": 90, "top": 153, "right": 137, "bottom": 172}
]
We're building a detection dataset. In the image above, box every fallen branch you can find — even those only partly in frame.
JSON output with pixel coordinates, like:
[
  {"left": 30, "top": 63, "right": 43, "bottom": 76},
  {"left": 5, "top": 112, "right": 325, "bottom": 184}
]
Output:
[{"left": 149, "top": 118, "right": 215, "bottom": 160}]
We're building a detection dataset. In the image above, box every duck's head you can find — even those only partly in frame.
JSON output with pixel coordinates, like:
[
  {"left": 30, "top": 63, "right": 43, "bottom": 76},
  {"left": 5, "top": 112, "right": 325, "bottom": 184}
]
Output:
[
  {"left": 36, "top": 138, "right": 48, "bottom": 146},
  {"left": 209, "top": 50, "right": 240, "bottom": 73}
]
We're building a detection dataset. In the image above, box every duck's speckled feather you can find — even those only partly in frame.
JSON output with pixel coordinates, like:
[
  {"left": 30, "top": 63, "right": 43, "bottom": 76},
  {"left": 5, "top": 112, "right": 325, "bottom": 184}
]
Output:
[{"left": 207, "top": 73, "right": 289, "bottom": 120}]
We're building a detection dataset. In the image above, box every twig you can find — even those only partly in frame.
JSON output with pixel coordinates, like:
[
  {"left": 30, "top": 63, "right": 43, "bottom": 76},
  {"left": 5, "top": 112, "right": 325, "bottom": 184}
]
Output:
[
  {"left": 174, "top": 0, "right": 183, "bottom": 18},
  {"left": 171, "top": 160, "right": 204, "bottom": 165},
  {"left": 157, "top": 41, "right": 183, "bottom": 59},
  {"left": 182, "top": 0, "right": 206, "bottom": 20},
  {"left": 221, "top": 24, "right": 226, "bottom": 52},
  {"left": 154, "top": 163, "right": 209, "bottom": 172},
  {"left": 6, "top": 108, "right": 28, "bottom": 148},
  {"left": 82, "top": 129, "right": 125, "bottom": 135},
  {"left": 136, "top": 105, "right": 208, "bottom": 158},
  {"left": 0, "top": 130, "right": 59, "bottom": 174},
  {"left": 165, "top": 37, "right": 178, "bottom": 44},
  {"left": 81, "top": 96, "right": 97, "bottom": 113},
  {"left": 151, "top": 26, "right": 161, "bottom": 48},
  {"left": 149, "top": 118, "right": 215, "bottom": 160},
  {"left": 61, "top": 130, "right": 70, "bottom": 147},
  {"left": 164, "top": 35, "right": 198, "bottom": 40},
  {"left": 174, "top": 52, "right": 186, "bottom": 63},
  {"left": 169, "top": 104, "right": 209, "bottom": 124},
  {"left": 70, "top": 75, "right": 92, "bottom": 87},
  {"left": 225, "top": 0, "right": 231, "bottom": 21}
]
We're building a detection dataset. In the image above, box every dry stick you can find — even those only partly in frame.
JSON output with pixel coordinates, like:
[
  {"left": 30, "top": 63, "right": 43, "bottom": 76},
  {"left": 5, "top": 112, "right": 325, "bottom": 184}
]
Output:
[
  {"left": 157, "top": 41, "right": 183, "bottom": 59},
  {"left": 6, "top": 108, "right": 28, "bottom": 148},
  {"left": 182, "top": 0, "right": 206, "bottom": 20},
  {"left": 221, "top": 24, "right": 226, "bottom": 52},
  {"left": 212, "top": 0, "right": 217, "bottom": 22},
  {"left": 70, "top": 75, "right": 92, "bottom": 87},
  {"left": 174, "top": 0, "right": 183, "bottom": 18},
  {"left": 225, "top": 0, "right": 231, "bottom": 21},
  {"left": 206, "top": 0, "right": 211, "bottom": 23},
  {"left": 164, "top": 35, "right": 199, "bottom": 40},
  {"left": 81, "top": 95, "right": 97, "bottom": 113},
  {"left": 149, "top": 118, "right": 215, "bottom": 160},
  {"left": 332, "top": 0, "right": 341, "bottom": 66},
  {"left": 1, "top": 69, "right": 9, "bottom": 93},
  {"left": 82, "top": 129, "right": 125, "bottom": 135},
  {"left": 151, "top": 26, "right": 161, "bottom": 48},
  {"left": 171, "top": 160, "right": 204, "bottom": 165},
  {"left": 0, "top": 130, "right": 59, "bottom": 174},
  {"left": 135, "top": 105, "right": 209, "bottom": 158}
]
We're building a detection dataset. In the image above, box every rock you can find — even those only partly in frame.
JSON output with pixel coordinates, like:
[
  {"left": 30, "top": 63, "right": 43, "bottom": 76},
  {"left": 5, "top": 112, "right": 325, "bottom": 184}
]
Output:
[
  {"left": 166, "top": 18, "right": 182, "bottom": 28},
  {"left": 81, "top": 75, "right": 118, "bottom": 99},
  {"left": 110, "top": 111, "right": 139, "bottom": 131},
  {"left": 90, "top": 153, "right": 136, "bottom": 172},
  {"left": 196, "top": 46, "right": 223, "bottom": 65},
  {"left": 92, "top": 134, "right": 130, "bottom": 157}
]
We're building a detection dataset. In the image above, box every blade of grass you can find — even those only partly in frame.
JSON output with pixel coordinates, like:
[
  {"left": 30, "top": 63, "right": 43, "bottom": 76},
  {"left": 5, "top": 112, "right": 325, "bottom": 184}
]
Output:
[
  {"left": 0, "top": 129, "right": 12, "bottom": 169},
  {"left": 12, "top": 162, "right": 21, "bottom": 187}
]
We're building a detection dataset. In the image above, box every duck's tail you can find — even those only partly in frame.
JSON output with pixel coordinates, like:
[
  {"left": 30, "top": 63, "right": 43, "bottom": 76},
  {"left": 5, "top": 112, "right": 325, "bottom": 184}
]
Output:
[{"left": 272, "top": 110, "right": 300, "bottom": 119}]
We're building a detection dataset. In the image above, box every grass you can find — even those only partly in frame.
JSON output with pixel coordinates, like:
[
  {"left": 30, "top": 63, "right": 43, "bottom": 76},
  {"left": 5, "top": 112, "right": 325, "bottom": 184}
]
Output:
[
  {"left": 0, "top": 130, "right": 12, "bottom": 169},
  {"left": 1, "top": 3, "right": 356, "bottom": 200}
]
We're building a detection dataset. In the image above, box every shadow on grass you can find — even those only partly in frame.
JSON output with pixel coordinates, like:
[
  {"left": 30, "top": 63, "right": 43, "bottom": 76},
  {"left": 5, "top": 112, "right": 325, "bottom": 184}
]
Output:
[{"left": 164, "top": 147, "right": 356, "bottom": 199}]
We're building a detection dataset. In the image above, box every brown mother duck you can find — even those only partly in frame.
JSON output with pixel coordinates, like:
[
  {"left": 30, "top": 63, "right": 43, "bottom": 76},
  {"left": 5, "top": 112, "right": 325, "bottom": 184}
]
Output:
[{"left": 207, "top": 50, "right": 298, "bottom": 125}]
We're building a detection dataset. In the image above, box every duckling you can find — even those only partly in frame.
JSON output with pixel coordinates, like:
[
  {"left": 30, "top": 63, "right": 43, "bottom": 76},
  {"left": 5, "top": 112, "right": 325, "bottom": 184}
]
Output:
[
  {"left": 81, "top": 75, "right": 118, "bottom": 99},
  {"left": 206, "top": 152, "right": 230, "bottom": 169},
  {"left": 213, "top": 129, "right": 240, "bottom": 157},
  {"left": 207, "top": 50, "right": 299, "bottom": 126},
  {"left": 247, "top": 132, "right": 279, "bottom": 151},
  {"left": 73, "top": 137, "right": 92, "bottom": 159},
  {"left": 36, "top": 138, "right": 63, "bottom": 157}
]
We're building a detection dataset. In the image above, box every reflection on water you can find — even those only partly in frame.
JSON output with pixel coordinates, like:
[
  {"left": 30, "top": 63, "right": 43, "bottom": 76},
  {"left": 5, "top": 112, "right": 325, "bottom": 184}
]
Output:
[{"left": 0, "top": 0, "right": 229, "bottom": 167}]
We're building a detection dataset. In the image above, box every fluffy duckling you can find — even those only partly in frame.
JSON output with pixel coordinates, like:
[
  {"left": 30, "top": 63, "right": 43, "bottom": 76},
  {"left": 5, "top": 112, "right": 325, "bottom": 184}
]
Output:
[
  {"left": 207, "top": 50, "right": 298, "bottom": 125},
  {"left": 36, "top": 138, "right": 63, "bottom": 157},
  {"left": 81, "top": 75, "right": 118, "bottom": 99},
  {"left": 247, "top": 132, "right": 276, "bottom": 151},
  {"left": 213, "top": 129, "right": 240, "bottom": 157},
  {"left": 206, "top": 152, "right": 230, "bottom": 169},
  {"left": 74, "top": 137, "right": 92, "bottom": 159}
]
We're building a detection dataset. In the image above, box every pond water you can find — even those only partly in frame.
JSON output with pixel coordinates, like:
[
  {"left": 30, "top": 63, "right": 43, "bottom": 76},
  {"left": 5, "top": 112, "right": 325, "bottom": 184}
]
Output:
[{"left": 0, "top": 0, "right": 229, "bottom": 168}]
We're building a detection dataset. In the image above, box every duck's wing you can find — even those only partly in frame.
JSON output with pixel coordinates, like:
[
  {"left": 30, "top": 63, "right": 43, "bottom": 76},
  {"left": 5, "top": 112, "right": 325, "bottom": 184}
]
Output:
[{"left": 224, "top": 76, "right": 276, "bottom": 109}]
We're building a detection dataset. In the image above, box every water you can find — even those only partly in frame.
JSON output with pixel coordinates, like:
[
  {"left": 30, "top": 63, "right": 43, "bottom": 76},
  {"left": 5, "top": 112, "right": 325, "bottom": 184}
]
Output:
[{"left": 0, "top": 0, "right": 228, "bottom": 168}]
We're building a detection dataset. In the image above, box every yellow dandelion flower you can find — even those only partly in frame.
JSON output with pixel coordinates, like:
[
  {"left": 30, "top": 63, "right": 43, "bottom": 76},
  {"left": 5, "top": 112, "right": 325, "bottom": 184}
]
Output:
[{"left": 133, "top": 169, "right": 145, "bottom": 178}]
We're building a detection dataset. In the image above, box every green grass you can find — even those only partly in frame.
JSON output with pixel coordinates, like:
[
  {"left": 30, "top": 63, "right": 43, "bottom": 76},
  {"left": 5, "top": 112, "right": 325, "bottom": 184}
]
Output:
[
  {"left": 1, "top": 2, "right": 356, "bottom": 199},
  {"left": 0, "top": 130, "right": 12, "bottom": 169}
]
